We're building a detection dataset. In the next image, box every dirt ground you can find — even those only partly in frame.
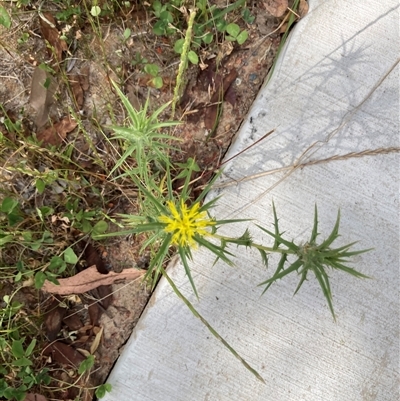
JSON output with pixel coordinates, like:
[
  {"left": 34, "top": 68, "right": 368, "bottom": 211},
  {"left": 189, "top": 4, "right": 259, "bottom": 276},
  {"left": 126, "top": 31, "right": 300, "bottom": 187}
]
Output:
[{"left": 0, "top": 1, "right": 307, "bottom": 400}]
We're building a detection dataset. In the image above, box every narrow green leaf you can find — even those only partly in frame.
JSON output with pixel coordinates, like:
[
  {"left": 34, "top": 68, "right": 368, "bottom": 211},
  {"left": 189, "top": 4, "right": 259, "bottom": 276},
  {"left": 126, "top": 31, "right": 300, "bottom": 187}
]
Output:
[
  {"left": 313, "top": 264, "right": 336, "bottom": 321},
  {"left": 199, "top": 0, "right": 246, "bottom": 29},
  {"left": 179, "top": 247, "right": 198, "bottom": 298},
  {"left": 310, "top": 204, "right": 319, "bottom": 243},
  {"left": 293, "top": 268, "right": 308, "bottom": 295},
  {"left": 160, "top": 266, "right": 265, "bottom": 383},
  {"left": 258, "top": 248, "right": 269, "bottom": 267},
  {"left": 272, "top": 202, "right": 281, "bottom": 250},
  {"left": 194, "top": 169, "right": 222, "bottom": 204},
  {"left": 12, "top": 357, "right": 32, "bottom": 367},
  {"left": 319, "top": 210, "right": 341, "bottom": 249},
  {"left": 145, "top": 234, "right": 172, "bottom": 288},
  {"left": 195, "top": 235, "right": 234, "bottom": 266},
  {"left": 260, "top": 253, "right": 288, "bottom": 294},
  {"left": 259, "top": 258, "right": 303, "bottom": 288},
  {"left": 326, "top": 259, "right": 370, "bottom": 279},
  {"left": 111, "top": 80, "right": 140, "bottom": 127},
  {"left": 25, "top": 339, "right": 36, "bottom": 357},
  {"left": 256, "top": 225, "right": 299, "bottom": 252}
]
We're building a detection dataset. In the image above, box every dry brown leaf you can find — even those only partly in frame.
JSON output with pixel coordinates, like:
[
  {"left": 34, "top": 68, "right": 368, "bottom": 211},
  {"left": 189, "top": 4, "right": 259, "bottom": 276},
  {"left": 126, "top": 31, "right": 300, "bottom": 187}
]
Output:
[
  {"left": 90, "top": 326, "right": 103, "bottom": 355},
  {"left": 298, "top": 0, "right": 309, "bottom": 18},
  {"left": 95, "top": 284, "right": 113, "bottom": 309},
  {"left": 68, "top": 67, "right": 90, "bottom": 110},
  {"left": 44, "top": 298, "right": 66, "bottom": 341},
  {"left": 29, "top": 67, "right": 57, "bottom": 128},
  {"left": 43, "top": 341, "right": 85, "bottom": 367},
  {"left": 68, "top": 74, "right": 84, "bottom": 109},
  {"left": 23, "top": 394, "right": 48, "bottom": 401},
  {"left": 42, "top": 266, "right": 146, "bottom": 295},
  {"left": 263, "top": 0, "right": 288, "bottom": 18},
  {"left": 36, "top": 116, "right": 77, "bottom": 147},
  {"left": 204, "top": 69, "right": 237, "bottom": 131},
  {"left": 39, "top": 12, "right": 67, "bottom": 66},
  {"left": 79, "top": 65, "right": 90, "bottom": 90},
  {"left": 84, "top": 242, "right": 109, "bottom": 275},
  {"left": 88, "top": 302, "right": 102, "bottom": 326},
  {"left": 63, "top": 313, "right": 83, "bottom": 331}
]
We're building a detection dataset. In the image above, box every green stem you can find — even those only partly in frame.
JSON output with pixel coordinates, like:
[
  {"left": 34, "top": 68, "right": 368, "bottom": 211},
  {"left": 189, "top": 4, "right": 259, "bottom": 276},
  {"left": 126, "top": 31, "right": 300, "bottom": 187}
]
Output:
[
  {"left": 213, "top": 234, "right": 296, "bottom": 255},
  {"left": 171, "top": 10, "right": 196, "bottom": 119}
]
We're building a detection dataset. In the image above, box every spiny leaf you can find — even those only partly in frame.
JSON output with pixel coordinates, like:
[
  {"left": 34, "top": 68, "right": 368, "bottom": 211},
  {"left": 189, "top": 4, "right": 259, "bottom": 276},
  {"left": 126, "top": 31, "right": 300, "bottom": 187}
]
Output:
[
  {"left": 293, "top": 268, "right": 308, "bottom": 295},
  {"left": 313, "top": 263, "right": 335, "bottom": 321},
  {"left": 260, "top": 253, "right": 287, "bottom": 295},
  {"left": 256, "top": 225, "right": 299, "bottom": 252},
  {"left": 310, "top": 204, "right": 319, "bottom": 243},
  {"left": 319, "top": 210, "right": 341, "bottom": 249},
  {"left": 259, "top": 257, "right": 302, "bottom": 289},
  {"left": 179, "top": 247, "right": 198, "bottom": 299},
  {"left": 325, "top": 259, "right": 370, "bottom": 279}
]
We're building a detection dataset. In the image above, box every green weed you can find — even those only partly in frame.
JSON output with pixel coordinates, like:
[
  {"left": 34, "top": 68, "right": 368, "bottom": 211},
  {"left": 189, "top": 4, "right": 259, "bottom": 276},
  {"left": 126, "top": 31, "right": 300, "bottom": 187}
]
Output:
[
  {"left": 107, "top": 80, "right": 180, "bottom": 184},
  {"left": 97, "top": 156, "right": 370, "bottom": 380}
]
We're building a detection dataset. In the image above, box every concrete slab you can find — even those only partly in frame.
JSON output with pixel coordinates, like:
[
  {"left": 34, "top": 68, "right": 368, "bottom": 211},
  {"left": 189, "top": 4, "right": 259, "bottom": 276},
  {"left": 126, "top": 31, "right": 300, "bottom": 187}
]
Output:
[{"left": 102, "top": 1, "right": 399, "bottom": 400}]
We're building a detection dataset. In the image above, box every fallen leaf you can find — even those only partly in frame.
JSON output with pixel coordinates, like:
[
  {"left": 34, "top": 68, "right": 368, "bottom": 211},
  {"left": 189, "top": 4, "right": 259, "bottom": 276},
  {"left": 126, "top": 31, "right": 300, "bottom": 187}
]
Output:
[
  {"left": 23, "top": 394, "right": 48, "bottom": 401},
  {"left": 95, "top": 284, "right": 113, "bottom": 309},
  {"left": 263, "top": 0, "right": 288, "bottom": 18},
  {"left": 68, "top": 74, "right": 84, "bottom": 109},
  {"left": 68, "top": 66, "right": 90, "bottom": 110},
  {"left": 84, "top": 243, "right": 109, "bottom": 275},
  {"left": 298, "top": 0, "right": 309, "bottom": 18},
  {"left": 36, "top": 116, "right": 77, "bottom": 147},
  {"left": 204, "top": 69, "right": 237, "bottom": 131},
  {"left": 29, "top": 66, "right": 57, "bottom": 128},
  {"left": 79, "top": 65, "right": 90, "bottom": 91},
  {"left": 81, "top": 242, "right": 113, "bottom": 312},
  {"left": 90, "top": 326, "right": 103, "bottom": 355},
  {"left": 43, "top": 341, "right": 85, "bottom": 367},
  {"left": 224, "top": 83, "right": 237, "bottom": 107},
  {"left": 63, "top": 313, "right": 83, "bottom": 331},
  {"left": 126, "top": 84, "right": 142, "bottom": 111},
  {"left": 39, "top": 12, "right": 67, "bottom": 67},
  {"left": 88, "top": 303, "right": 102, "bottom": 326},
  {"left": 42, "top": 266, "right": 146, "bottom": 295},
  {"left": 44, "top": 298, "right": 66, "bottom": 341}
]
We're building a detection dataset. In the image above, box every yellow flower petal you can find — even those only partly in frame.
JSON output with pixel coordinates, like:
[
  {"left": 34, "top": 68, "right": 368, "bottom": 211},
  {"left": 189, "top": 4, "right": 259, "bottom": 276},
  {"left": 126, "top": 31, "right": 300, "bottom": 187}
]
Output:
[{"left": 158, "top": 200, "right": 215, "bottom": 247}]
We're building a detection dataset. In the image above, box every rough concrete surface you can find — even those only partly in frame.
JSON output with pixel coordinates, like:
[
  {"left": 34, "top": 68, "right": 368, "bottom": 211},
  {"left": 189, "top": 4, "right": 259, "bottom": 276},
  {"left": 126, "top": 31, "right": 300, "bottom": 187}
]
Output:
[{"left": 102, "top": 1, "right": 399, "bottom": 400}]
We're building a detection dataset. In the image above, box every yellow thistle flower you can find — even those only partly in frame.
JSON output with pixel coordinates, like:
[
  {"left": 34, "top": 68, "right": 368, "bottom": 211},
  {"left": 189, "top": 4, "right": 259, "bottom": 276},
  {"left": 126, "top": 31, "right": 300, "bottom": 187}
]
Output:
[{"left": 159, "top": 200, "right": 215, "bottom": 247}]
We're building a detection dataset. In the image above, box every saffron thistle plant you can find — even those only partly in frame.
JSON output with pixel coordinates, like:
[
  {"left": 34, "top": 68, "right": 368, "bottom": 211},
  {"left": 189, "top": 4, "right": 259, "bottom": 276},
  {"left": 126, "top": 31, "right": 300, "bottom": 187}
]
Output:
[
  {"left": 102, "top": 158, "right": 242, "bottom": 296},
  {"left": 99, "top": 157, "right": 370, "bottom": 382},
  {"left": 107, "top": 80, "right": 180, "bottom": 183}
]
